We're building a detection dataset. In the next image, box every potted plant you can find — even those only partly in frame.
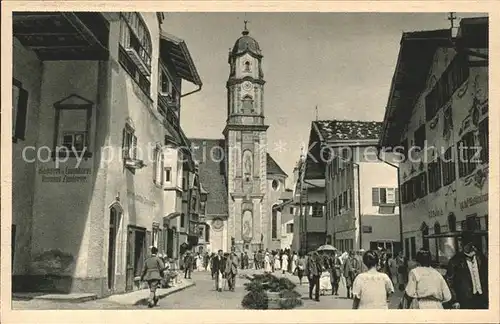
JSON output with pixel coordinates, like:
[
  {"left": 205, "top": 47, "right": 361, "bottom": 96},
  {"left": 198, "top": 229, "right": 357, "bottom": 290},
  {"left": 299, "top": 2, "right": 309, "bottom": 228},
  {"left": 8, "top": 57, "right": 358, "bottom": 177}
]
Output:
[{"left": 241, "top": 274, "right": 302, "bottom": 310}]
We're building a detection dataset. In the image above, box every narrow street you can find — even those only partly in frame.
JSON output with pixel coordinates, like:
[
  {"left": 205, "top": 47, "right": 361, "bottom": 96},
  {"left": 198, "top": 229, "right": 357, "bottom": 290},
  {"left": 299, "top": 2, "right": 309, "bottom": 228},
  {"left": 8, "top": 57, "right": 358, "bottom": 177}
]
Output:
[{"left": 13, "top": 269, "right": 403, "bottom": 310}]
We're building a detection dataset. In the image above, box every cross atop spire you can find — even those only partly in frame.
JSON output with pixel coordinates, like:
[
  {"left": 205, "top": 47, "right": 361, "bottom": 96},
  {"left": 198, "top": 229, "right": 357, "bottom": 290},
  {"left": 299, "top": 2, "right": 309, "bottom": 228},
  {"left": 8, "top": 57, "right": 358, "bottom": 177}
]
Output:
[
  {"left": 448, "top": 12, "right": 457, "bottom": 29},
  {"left": 242, "top": 20, "right": 249, "bottom": 35}
]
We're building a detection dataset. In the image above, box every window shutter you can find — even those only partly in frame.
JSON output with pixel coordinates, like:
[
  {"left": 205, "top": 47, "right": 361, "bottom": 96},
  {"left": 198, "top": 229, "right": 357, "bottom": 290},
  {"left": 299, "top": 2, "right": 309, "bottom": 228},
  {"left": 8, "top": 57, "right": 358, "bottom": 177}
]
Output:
[
  {"left": 395, "top": 188, "right": 400, "bottom": 205},
  {"left": 132, "top": 135, "right": 137, "bottom": 159},
  {"left": 122, "top": 129, "right": 128, "bottom": 159},
  {"left": 153, "top": 149, "right": 157, "bottom": 184},
  {"left": 15, "top": 88, "right": 29, "bottom": 141},
  {"left": 350, "top": 188, "right": 354, "bottom": 207},
  {"left": 372, "top": 188, "right": 380, "bottom": 206},
  {"left": 145, "top": 230, "right": 152, "bottom": 256},
  {"left": 308, "top": 206, "right": 313, "bottom": 216},
  {"left": 322, "top": 205, "right": 326, "bottom": 216}
]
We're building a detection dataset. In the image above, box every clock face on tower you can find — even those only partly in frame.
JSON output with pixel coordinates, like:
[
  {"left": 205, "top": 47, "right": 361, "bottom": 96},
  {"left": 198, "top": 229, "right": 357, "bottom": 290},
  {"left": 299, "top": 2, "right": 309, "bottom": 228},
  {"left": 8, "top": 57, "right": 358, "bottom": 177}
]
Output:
[{"left": 242, "top": 81, "right": 252, "bottom": 91}]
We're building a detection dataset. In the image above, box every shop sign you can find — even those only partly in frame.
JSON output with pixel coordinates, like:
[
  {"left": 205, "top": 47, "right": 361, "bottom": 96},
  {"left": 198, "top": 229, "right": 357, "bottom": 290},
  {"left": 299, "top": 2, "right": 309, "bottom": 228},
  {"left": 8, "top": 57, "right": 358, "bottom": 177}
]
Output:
[
  {"left": 39, "top": 167, "right": 91, "bottom": 183},
  {"left": 459, "top": 193, "right": 488, "bottom": 211}
]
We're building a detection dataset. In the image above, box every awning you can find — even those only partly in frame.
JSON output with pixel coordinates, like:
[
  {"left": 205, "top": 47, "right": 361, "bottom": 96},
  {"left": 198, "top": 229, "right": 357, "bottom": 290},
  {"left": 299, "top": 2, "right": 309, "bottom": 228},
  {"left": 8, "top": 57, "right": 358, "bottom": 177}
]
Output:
[
  {"left": 164, "top": 212, "right": 181, "bottom": 220},
  {"left": 160, "top": 31, "right": 202, "bottom": 86},
  {"left": 424, "top": 230, "right": 488, "bottom": 239}
]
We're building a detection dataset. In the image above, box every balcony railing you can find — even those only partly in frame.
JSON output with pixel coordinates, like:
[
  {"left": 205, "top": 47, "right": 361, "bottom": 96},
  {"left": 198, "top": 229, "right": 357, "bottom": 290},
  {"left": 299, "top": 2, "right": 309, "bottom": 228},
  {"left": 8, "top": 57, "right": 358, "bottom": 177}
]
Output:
[{"left": 158, "top": 94, "right": 180, "bottom": 132}]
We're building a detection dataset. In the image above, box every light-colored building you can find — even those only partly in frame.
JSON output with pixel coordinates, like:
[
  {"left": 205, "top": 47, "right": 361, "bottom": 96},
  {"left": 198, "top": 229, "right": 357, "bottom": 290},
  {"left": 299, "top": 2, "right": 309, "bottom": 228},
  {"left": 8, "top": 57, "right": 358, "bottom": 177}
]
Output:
[
  {"left": 292, "top": 150, "right": 328, "bottom": 254},
  {"left": 304, "top": 120, "right": 401, "bottom": 254},
  {"left": 379, "top": 18, "right": 488, "bottom": 264},
  {"left": 12, "top": 12, "right": 202, "bottom": 297},
  {"left": 190, "top": 24, "right": 288, "bottom": 255}
]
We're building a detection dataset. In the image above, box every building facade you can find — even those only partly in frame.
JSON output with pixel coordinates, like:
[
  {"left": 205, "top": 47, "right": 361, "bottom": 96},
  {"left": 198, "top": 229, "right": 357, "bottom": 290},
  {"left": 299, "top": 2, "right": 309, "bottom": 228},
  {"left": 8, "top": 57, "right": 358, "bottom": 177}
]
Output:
[
  {"left": 379, "top": 18, "right": 488, "bottom": 264},
  {"left": 190, "top": 25, "right": 287, "bottom": 255},
  {"left": 12, "top": 12, "right": 202, "bottom": 297},
  {"left": 303, "top": 120, "right": 400, "bottom": 254}
]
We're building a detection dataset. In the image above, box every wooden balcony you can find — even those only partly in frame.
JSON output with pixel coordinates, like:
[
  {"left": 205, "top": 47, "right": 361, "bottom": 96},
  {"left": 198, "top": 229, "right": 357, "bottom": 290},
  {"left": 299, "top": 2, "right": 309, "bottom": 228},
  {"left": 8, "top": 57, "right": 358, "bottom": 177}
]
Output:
[{"left": 13, "top": 12, "right": 110, "bottom": 61}]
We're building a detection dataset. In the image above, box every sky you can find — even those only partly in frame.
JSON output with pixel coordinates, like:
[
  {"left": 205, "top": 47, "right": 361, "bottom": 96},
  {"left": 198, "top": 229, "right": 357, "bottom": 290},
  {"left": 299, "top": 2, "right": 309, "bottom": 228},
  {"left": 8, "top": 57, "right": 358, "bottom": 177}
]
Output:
[{"left": 162, "top": 12, "right": 486, "bottom": 188}]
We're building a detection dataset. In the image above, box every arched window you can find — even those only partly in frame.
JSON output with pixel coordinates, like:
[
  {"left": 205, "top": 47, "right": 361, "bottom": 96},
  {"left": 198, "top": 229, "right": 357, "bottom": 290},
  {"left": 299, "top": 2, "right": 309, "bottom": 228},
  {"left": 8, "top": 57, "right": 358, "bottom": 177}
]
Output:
[
  {"left": 244, "top": 61, "right": 251, "bottom": 72},
  {"left": 448, "top": 213, "right": 456, "bottom": 232},
  {"left": 421, "top": 222, "right": 429, "bottom": 251},
  {"left": 242, "top": 95, "right": 254, "bottom": 113},
  {"left": 272, "top": 208, "right": 278, "bottom": 239},
  {"left": 119, "top": 12, "right": 153, "bottom": 94}
]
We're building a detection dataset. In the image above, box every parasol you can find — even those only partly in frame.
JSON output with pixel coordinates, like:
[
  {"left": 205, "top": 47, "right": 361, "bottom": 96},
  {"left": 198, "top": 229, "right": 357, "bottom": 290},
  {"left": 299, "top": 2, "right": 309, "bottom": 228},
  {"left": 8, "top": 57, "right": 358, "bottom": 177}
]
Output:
[{"left": 316, "top": 244, "right": 337, "bottom": 252}]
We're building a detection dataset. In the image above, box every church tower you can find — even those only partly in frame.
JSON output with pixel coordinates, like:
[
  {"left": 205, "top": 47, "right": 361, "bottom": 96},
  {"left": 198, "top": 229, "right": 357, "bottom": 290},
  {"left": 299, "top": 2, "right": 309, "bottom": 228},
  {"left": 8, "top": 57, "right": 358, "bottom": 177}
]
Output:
[{"left": 223, "top": 22, "right": 269, "bottom": 253}]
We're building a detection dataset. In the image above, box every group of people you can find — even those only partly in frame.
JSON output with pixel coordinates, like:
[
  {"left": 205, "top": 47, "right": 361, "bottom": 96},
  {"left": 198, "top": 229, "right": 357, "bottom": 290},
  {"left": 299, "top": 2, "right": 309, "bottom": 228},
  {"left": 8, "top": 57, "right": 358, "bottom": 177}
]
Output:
[{"left": 298, "top": 236, "right": 488, "bottom": 309}]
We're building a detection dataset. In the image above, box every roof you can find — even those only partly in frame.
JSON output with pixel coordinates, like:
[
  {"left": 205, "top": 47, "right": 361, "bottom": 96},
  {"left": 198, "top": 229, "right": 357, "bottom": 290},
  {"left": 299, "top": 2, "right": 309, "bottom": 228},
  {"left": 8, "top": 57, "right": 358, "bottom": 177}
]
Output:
[
  {"left": 456, "top": 17, "right": 488, "bottom": 49},
  {"left": 379, "top": 29, "right": 453, "bottom": 147},
  {"left": 267, "top": 153, "right": 287, "bottom": 177},
  {"left": 160, "top": 31, "right": 202, "bottom": 86},
  {"left": 313, "top": 120, "right": 382, "bottom": 142},
  {"left": 232, "top": 28, "right": 262, "bottom": 57},
  {"left": 189, "top": 138, "right": 228, "bottom": 217}
]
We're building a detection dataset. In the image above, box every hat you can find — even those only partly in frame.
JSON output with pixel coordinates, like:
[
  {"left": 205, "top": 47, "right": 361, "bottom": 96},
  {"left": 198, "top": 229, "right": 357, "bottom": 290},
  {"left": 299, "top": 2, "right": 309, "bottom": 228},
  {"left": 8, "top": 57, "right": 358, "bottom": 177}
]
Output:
[{"left": 359, "top": 249, "right": 366, "bottom": 252}]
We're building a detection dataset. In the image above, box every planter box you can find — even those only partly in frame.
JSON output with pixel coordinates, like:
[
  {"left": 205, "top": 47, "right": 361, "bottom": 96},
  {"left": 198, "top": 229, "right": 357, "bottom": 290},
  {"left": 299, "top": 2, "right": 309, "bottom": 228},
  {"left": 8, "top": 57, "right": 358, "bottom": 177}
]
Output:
[{"left": 266, "top": 291, "right": 281, "bottom": 309}]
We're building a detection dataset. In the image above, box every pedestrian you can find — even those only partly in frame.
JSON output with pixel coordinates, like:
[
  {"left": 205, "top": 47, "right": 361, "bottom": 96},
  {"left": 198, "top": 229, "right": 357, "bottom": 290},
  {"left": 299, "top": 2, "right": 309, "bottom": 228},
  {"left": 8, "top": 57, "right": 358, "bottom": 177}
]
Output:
[
  {"left": 183, "top": 252, "right": 193, "bottom": 279},
  {"left": 352, "top": 250, "right": 394, "bottom": 309},
  {"left": 343, "top": 251, "right": 359, "bottom": 299},
  {"left": 240, "top": 252, "right": 245, "bottom": 269},
  {"left": 291, "top": 251, "right": 298, "bottom": 274},
  {"left": 273, "top": 251, "right": 281, "bottom": 271},
  {"left": 319, "top": 254, "right": 332, "bottom": 296},
  {"left": 356, "top": 249, "right": 368, "bottom": 273},
  {"left": 306, "top": 251, "right": 322, "bottom": 302},
  {"left": 396, "top": 251, "right": 406, "bottom": 291},
  {"left": 264, "top": 251, "right": 272, "bottom": 273},
  {"left": 282, "top": 252, "right": 289, "bottom": 274},
  {"left": 330, "top": 252, "right": 343, "bottom": 296},
  {"left": 400, "top": 249, "right": 451, "bottom": 309},
  {"left": 296, "top": 253, "right": 306, "bottom": 285},
  {"left": 225, "top": 251, "right": 239, "bottom": 291},
  {"left": 212, "top": 250, "right": 225, "bottom": 292},
  {"left": 445, "top": 233, "right": 488, "bottom": 309},
  {"left": 387, "top": 253, "right": 398, "bottom": 286},
  {"left": 140, "top": 246, "right": 165, "bottom": 308},
  {"left": 195, "top": 252, "right": 203, "bottom": 271}
]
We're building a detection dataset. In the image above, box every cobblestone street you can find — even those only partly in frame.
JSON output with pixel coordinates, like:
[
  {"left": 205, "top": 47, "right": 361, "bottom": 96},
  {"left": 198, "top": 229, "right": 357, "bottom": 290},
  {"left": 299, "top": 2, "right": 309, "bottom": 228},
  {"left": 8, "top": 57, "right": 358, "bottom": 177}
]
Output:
[{"left": 12, "top": 269, "right": 403, "bottom": 310}]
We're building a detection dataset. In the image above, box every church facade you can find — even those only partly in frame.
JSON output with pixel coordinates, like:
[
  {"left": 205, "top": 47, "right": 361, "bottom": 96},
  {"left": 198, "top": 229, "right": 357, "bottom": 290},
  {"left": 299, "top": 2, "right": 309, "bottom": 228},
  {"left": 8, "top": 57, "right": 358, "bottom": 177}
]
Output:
[{"left": 190, "top": 25, "right": 288, "bottom": 254}]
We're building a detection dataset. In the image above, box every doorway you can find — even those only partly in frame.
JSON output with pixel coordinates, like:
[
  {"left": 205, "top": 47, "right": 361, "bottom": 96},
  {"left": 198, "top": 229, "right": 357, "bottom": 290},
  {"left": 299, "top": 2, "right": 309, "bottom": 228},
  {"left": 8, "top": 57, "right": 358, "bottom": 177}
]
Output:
[
  {"left": 126, "top": 225, "right": 146, "bottom": 291},
  {"left": 107, "top": 205, "right": 121, "bottom": 290}
]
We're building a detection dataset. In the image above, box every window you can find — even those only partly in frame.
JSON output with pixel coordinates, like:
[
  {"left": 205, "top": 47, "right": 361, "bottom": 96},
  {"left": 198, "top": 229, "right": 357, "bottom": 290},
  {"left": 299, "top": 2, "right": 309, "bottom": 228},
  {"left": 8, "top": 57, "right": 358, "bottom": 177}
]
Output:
[
  {"left": 415, "top": 172, "right": 428, "bottom": 199},
  {"left": 426, "top": 53, "right": 469, "bottom": 121},
  {"left": 289, "top": 207, "right": 294, "bottom": 214},
  {"left": 443, "top": 105, "right": 453, "bottom": 134},
  {"left": 350, "top": 188, "right": 354, "bottom": 207},
  {"left": 286, "top": 224, "right": 294, "bottom": 233},
  {"left": 180, "top": 214, "right": 185, "bottom": 228},
  {"left": 122, "top": 125, "right": 137, "bottom": 161},
  {"left": 312, "top": 204, "right": 323, "bottom": 218},
  {"left": 428, "top": 158, "right": 442, "bottom": 193},
  {"left": 342, "top": 192, "right": 347, "bottom": 209},
  {"left": 164, "top": 167, "right": 171, "bottom": 183},
  {"left": 200, "top": 202, "right": 206, "bottom": 215},
  {"left": 333, "top": 197, "right": 337, "bottom": 216},
  {"left": 242, "top": 95, "right": 254, "bottom": 113},
  {"left": 398, "top": 138, "right": 409, "bottom": 161},
  {"left": 458, "top": 132, "right": 476, "bottom": 177},
  {"left": 12, "top": 79, "right": 28, "bottom": 142},
  {"left": 244, "top": 61, "right": 251, "bottom": 72},
  {"left": 272, "top": 179, "right": 280, "bottom": 191},
  {"left": 442, "top": 146, "right": 456, "bottom": 186},
  {"left": 414, "top": 124, "right": 426, "bottom": 150},
  {"left": 338, "top": 194, "right": 342, "bottom": 211},
  {"left": 421, "top": 223, "right": 429, "bottom": 251},
  {"left": 62, "top": 132, "right": 86, "bottom": 152},
  {"left": 363, "top": 226, "right": 373, "bottom": 233},
  {"left": 410, "top": 236, "right": 417, "bottom": 260},
  {"left": 372, "top": 187, "right": 397, "bottom": 205},
  {"left": 119, "top": 13, "right": 152, "bottom": 95},
  {"left": 479, "top": 118, "right": 488, "bottom": 164},
  {"left": 404, "top": 238, "right": 410, "bottom": 259},
  {"left": 272, "top": 209, "right": 278, "bottom": 239}
]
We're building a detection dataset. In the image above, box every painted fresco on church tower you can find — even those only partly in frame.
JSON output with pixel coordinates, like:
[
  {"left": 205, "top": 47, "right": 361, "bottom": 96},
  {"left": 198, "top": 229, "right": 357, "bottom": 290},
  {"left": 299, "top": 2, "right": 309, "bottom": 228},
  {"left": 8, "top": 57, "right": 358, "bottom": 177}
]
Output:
[{"left": 242, "top": 209, "right": 253, "bottom": 242}]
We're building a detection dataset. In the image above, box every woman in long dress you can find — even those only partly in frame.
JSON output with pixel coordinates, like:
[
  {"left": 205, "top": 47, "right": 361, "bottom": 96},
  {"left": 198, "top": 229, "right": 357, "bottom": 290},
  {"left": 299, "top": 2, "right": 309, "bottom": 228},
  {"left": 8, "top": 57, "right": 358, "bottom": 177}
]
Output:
[
  {"left": 196, "top": 254, "right": 203, "bottom": 271},
  {"left": 274, "top": 252, "right": 281, "bottom": 271},
  {"left": 319, "top": 254, "right": 332, "bottom": 295},
  {"left": 400, "top": 249, "right": 451, "bottom": 309},
  {"left": 264, "top": 252, "right": 272, "bottom": 273},
  {"left": 352, "top": 250, "right": 394, "bottom": 309},
  {"left": 282, "top": 253, "right": 289, "bottom": 274}
]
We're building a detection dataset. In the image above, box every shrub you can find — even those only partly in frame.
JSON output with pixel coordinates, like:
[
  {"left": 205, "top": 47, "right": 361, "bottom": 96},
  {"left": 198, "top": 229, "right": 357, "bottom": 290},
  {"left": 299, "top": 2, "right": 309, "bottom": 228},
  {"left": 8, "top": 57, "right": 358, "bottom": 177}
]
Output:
[{"left": 241, "top": 290, "right": 269, "bottom": 309}]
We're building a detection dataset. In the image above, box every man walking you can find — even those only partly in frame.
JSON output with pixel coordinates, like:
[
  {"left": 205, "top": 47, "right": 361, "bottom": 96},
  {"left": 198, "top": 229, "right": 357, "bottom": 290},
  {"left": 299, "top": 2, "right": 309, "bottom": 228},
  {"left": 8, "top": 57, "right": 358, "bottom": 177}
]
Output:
[
  {"left": 212, "top": 250, "right": 225, "bottom": 292},
  {"left": 225, "top": 251, "right": 239, "bottom": 291},
  {"left": 140, "top": 246, "right": 165, "bottom": 308},
  {"left": 306, "top": 251, "right": 322, "bottom": 301},
  {"left": 183, "top": 252, "right": 193, "bottom": 279}
]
